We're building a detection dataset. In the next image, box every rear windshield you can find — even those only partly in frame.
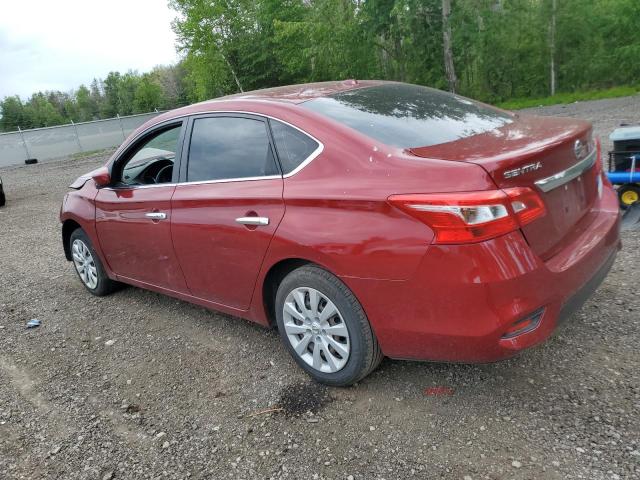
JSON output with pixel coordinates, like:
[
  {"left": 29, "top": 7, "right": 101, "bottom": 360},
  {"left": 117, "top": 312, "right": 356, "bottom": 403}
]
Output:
[{"left": 301, "top": 83, "right": 513, "bottom": 148}]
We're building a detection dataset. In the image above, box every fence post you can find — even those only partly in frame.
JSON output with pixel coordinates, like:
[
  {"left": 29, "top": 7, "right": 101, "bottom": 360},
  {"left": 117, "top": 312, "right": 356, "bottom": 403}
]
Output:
[
  {"left": 17, "top": 126, "right": 32, "bottom": 160},
  {"left": 70, "top": 120, "right": 83, "bottom": 152},
  {"left": 117, "top": 114, "right": 126, "bottom": 140}
]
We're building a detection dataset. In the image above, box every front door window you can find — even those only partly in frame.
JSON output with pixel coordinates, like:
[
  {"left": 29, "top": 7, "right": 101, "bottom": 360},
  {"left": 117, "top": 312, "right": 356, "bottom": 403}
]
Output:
[{"left": 115, "top": 125, "right": 181, "bottom": 186}]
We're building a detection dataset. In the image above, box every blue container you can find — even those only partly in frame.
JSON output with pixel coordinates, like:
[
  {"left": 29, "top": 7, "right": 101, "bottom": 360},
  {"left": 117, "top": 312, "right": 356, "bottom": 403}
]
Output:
[{"left": 607, "top": 171, "right": 640, "bottom": 184}]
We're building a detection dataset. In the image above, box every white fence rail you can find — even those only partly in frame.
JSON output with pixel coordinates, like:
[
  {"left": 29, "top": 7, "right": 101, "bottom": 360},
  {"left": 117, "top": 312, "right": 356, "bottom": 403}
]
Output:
[{"left": 0, "top": 111, "right": 164, "bottom": 168}]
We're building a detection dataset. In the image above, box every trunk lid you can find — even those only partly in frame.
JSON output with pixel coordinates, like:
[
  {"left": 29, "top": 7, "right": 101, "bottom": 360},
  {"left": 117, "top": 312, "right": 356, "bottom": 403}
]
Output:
[{"left": 410, "top": 114, "right": 598, "bottom": 259}]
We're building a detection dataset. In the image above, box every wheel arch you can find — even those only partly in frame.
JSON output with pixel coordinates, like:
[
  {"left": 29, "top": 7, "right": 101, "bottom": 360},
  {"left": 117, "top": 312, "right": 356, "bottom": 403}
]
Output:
[
  {"left": 260, "top": 255, "right": 366, "bottom": 328},
  {"left": 62, "top": 219, "right": 82, "bottom": 261},
  {"left": 261, "top": 258, "right": 314, "bottom": 327}
]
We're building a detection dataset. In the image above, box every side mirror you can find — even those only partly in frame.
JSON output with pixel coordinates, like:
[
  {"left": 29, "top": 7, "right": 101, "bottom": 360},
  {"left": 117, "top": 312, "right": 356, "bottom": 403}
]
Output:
[{"left": 91, "top": 167, "right": 111, "bottom": 188}]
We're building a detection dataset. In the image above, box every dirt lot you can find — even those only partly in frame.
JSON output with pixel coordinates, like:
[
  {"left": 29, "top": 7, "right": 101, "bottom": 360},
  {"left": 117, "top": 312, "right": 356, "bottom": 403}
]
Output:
[{"left": 1, "top": 96, "right": 639, "bottom": 480}]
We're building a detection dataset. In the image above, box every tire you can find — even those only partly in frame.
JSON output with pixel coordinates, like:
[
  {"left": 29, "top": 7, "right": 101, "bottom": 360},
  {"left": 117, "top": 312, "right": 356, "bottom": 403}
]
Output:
[
  {"left": 69, "top": 228, "right": 119, "bottom": 296},
  {"left": 619, "top": 184, "right": 640, "bottom": 208},
  {"left": 0, "top": 186, "right": 5, "bottom": 207},
  {"left": 275, "top": 265, "right": 383, "bottom": 386}
]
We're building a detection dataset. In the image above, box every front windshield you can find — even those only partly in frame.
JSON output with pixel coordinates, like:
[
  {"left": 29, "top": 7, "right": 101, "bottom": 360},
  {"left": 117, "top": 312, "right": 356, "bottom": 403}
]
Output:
[{"left": 301, "top": 83, "right": 513, "bottom": 148}]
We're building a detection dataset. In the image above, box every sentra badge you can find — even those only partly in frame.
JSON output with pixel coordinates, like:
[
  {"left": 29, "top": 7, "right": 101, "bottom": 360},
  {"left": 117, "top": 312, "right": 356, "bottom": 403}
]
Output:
[{"left": 503, "top": 161, "right": 542, "bottom": 179}]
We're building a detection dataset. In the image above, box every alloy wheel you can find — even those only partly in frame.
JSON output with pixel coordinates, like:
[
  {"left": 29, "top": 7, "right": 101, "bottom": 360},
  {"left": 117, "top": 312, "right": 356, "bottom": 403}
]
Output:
[
  {"left": 72, "top": 239, "right": 98, "bottom": 289},
  {"left": 282, "top": 287, "right": 350, "bottom": 373}
]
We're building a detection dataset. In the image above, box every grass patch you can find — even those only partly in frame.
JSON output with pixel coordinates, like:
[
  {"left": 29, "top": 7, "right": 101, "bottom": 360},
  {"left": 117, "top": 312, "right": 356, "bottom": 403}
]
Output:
[{"left": 498, "top": 85, "right": 640, "bottom": 110}]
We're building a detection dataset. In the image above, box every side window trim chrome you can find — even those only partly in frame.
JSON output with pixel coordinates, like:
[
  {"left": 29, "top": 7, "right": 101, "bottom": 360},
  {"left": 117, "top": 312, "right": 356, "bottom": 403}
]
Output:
[
  {"left": 267, "top": 117, "right": 324, "bottom": 178},
  {"left": 102, "top": 183, "right": 178, "bottom": 191},
  {"left": 176, "top": 175, "right": 282, "bottom": 188},
  {"left": 138, "top": 110, "right": 324, "bottom": 183}
]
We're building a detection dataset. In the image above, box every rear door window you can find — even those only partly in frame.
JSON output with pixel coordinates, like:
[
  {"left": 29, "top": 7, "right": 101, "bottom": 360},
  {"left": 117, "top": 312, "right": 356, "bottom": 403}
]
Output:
[
  {"left": 269, "top": 120, "right": 320, "bottom": 174},
  {"left": 187, "top": 116, "right": 279, "bottom": 182}
]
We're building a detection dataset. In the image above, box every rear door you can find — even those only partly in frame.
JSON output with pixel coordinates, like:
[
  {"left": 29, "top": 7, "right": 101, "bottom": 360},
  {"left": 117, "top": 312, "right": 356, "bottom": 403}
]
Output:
[{"left": 171, "top": 114, "right": 285, "bottom": 310}]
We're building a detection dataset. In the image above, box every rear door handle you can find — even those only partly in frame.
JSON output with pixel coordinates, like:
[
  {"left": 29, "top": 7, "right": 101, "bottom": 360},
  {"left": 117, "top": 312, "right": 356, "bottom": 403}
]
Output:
[
  {"left": 235, "top": 216, "right": 269, "bottom": 226},
  {"left": 145, "top": 212, "right": 167, "bottom": 220}
]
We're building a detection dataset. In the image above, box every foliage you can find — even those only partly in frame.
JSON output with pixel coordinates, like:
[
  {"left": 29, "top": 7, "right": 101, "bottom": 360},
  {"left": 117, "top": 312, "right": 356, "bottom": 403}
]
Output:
[
  {"left": 0, "top": 65, "right": 190, "bottom": 132},
  {"left": 498, "top": 85, "right": 640, "bottom": 110},
  {"left": 170, "top": 0, "right": 640, "bottom": 103},
  {"left": 3, "top": 0, "right": 640, "bottom": 132}
]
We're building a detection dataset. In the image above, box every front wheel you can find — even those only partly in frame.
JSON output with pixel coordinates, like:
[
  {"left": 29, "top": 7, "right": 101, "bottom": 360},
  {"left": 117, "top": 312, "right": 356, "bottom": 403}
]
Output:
[
  {"left": 275, "top": 265, "right": 383, "bottom": 386},
  {"left": 69, "top": 228, "right": 119, "bottom": 296}
]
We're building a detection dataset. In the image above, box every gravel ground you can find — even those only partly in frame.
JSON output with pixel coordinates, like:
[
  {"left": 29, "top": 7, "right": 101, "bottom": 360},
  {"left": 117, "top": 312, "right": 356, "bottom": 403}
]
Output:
[
  {"left": 1, "top": 96, "right": 639, "bottom": 480},
  {"left": 521, "top": 94, "right": 640, "bottom": 154}
]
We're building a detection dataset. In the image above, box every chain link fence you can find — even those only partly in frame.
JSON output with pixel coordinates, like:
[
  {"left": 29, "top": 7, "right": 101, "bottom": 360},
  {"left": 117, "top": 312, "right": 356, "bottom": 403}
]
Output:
[{"left": 0, "top": 111, "right": 164, "bottom": 168}]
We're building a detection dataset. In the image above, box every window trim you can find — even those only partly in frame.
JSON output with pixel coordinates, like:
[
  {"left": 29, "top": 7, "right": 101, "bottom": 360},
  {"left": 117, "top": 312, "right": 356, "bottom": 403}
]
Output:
[
  {"left": 267, "top": 118, "right": 323, "bottom": 177},
  {"left": 106, "top": 119, "right": 186, "bottom": 190},
  {"left": 119, "top": 110, "right": 324, "bottom": 187}
]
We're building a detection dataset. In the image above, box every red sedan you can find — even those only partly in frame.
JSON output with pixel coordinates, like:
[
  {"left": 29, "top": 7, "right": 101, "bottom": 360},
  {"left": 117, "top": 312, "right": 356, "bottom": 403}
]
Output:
[{"left": 60, "top": 80, "right": 621, "bottom": 386}]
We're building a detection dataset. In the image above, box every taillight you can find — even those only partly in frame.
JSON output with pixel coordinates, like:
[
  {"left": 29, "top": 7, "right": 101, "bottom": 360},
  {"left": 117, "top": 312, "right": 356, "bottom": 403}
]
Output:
[
  {"left": 388, "top": 187, "right": 546, "bottom": 244},
  {"left": 504, "top": 187, "right": 546, "bottom": 226}
]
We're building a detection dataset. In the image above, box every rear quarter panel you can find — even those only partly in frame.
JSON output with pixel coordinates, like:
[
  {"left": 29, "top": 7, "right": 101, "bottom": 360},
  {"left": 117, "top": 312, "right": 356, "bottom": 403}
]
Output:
[{"left": 248, "top": 115, "right": 498, "bottom": 323}]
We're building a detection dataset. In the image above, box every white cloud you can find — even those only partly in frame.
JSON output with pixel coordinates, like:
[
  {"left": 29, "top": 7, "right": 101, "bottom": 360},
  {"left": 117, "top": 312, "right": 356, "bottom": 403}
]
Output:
[{"left": 0, "top": 0, "right": 179, "bottom": 99}]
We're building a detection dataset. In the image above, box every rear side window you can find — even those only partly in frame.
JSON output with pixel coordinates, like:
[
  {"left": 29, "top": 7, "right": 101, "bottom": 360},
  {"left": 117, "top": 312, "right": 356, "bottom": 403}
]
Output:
[
  {"left": 270, "top": 120, "right": 319, "bottom": 174},
  {"left": 187, "top": 117, "right": 279, "bottom": 182},
  {"left": 301, "top": 83, "right": 513, "bottom": 148}
]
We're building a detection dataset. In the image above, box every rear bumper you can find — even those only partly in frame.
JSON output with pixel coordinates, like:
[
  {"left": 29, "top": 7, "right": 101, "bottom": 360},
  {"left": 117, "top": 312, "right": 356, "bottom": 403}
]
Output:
[{"left": 343, "top": 186, "right": 621, "bottom": 362}]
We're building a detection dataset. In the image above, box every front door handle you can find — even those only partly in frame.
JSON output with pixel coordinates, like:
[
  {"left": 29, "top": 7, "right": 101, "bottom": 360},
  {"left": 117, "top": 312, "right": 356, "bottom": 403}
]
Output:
[
  {"left": 145, "top": 212, "right": 167, "bottom": 220},
  {"left": 235, "top": 216, "right": 269, "bottom": 226}
]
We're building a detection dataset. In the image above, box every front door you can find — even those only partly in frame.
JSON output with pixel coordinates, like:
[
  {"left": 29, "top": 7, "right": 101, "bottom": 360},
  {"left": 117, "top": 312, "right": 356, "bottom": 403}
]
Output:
[
  {"left": 171, "top": 115, "right": 285, "bottom": 310},
  {"left": 95, "top": 122, "right": 189, "bottom": 292}
]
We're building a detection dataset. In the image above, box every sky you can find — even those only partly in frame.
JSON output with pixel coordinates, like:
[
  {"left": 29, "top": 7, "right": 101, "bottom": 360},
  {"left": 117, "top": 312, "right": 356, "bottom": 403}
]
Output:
[{"left": 0, "top": 0, "right": 179, "bottom": 99}]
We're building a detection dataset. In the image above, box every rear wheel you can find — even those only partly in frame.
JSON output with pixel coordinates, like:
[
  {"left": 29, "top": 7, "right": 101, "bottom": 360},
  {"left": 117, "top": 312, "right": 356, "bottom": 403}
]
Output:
[
  {"left": 69, "top": 229, "right": 119, "bottom": 296},
  {"left": 275, "top": 265, "right": 383, "bottom": 386},
  {"left": 619, "top": 184, "right": 640, "bottom": 207}
]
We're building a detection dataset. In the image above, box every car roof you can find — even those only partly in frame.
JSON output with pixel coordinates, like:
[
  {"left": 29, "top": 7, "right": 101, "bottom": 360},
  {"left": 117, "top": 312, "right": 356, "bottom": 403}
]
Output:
[
  {"left": 134, "top": 80, "right": 388, "bottom": 140},
  {"left": 218, "top": 79, "right": 386, "bottom": 104},
  {"left": 174, "top": 80, "right": 388, "bottom": 115}
]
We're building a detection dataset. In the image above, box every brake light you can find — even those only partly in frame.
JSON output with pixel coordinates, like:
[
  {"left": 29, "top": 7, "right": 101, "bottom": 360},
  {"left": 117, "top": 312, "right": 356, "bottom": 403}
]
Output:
[
  {"left": 504, "top": 187, "right": 546, "bottom": 226},
  {"left": 388, "top": 188, "right": 546, "bottom": 244}
]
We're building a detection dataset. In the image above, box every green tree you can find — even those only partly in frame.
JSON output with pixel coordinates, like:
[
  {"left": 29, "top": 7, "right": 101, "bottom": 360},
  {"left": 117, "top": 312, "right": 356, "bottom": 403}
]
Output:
[
  {"left": 4, "top": 0, "right": 640, "bottom": 133},
  {"left": 151, "top": 64, "right": 189, "bottom": 109},
  {"left": 101, "top": 71, "right": 121, "bottom": 117},
  {"left": 76, "top": 85, "right": 98, "bottom": 122},
  {"left": 134, "top": 74, "right": 163, "bottom": 112},
  {"left": 116, "top": 72, "right": 140, "bottom": 115},
  {"left": 0, "top": 96, "right": 27, "bottom": 131},
  {"left": 23, "top": 93, "right": 65, "bottom": 128}
]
